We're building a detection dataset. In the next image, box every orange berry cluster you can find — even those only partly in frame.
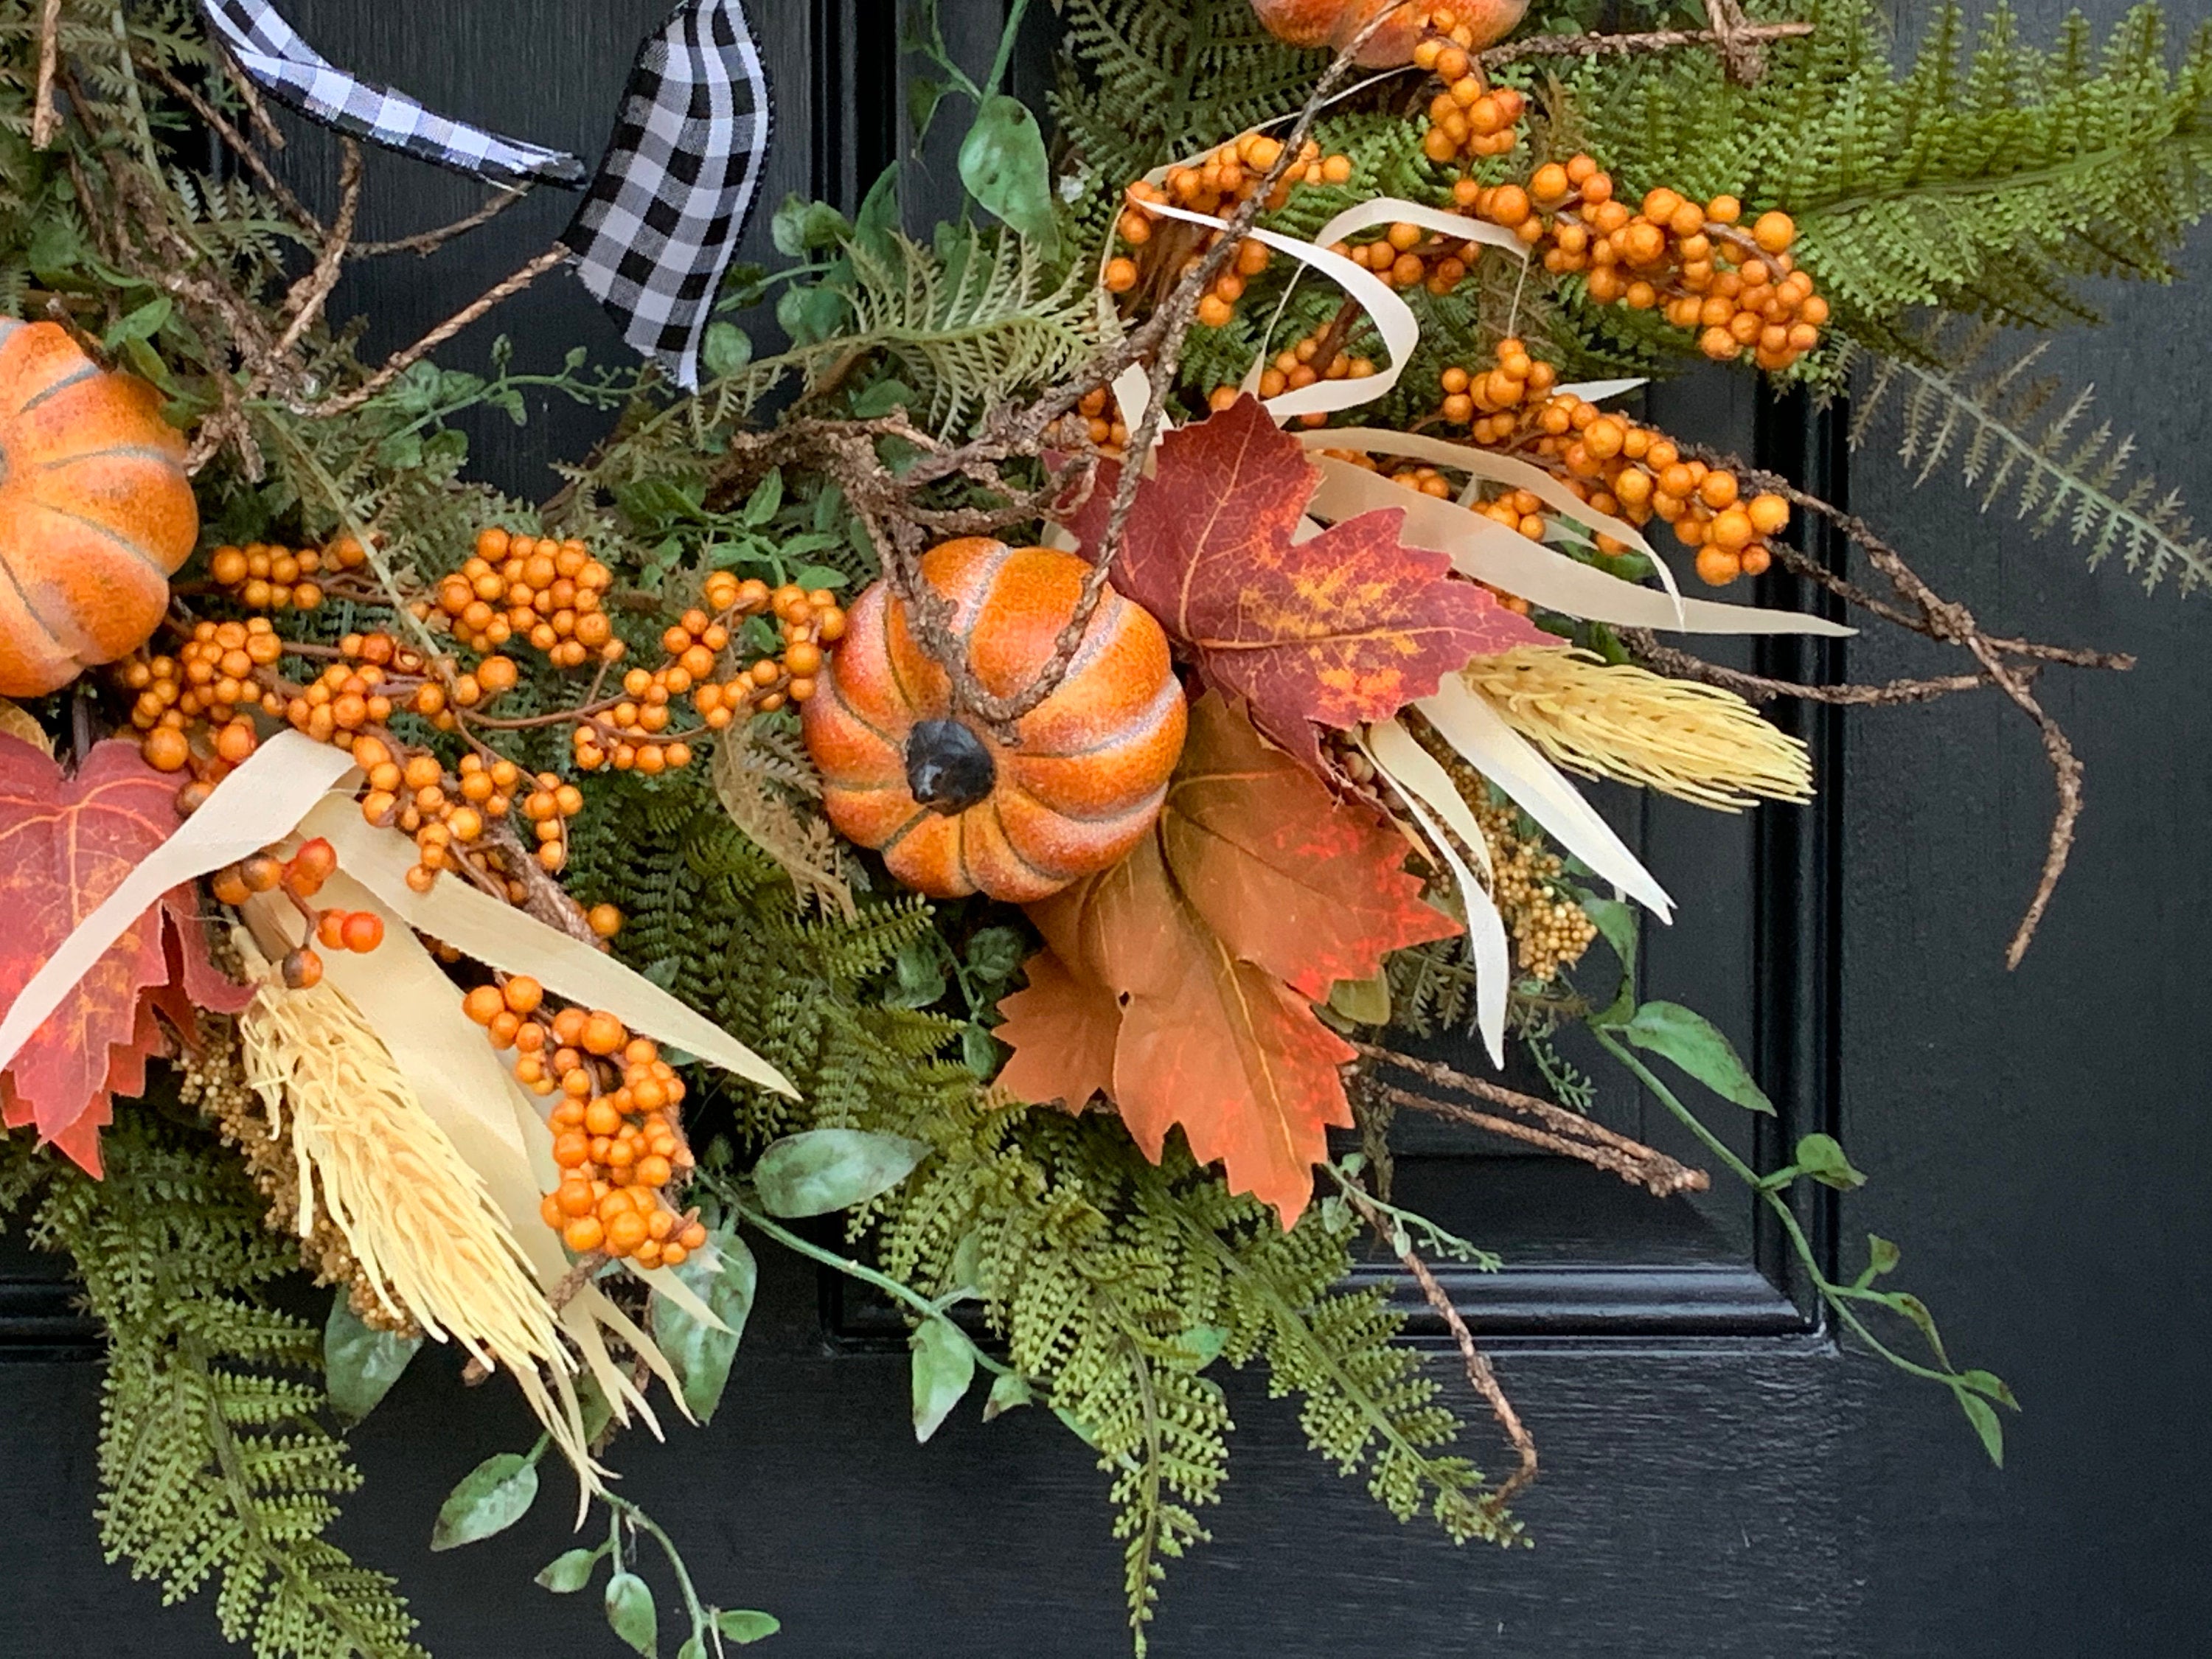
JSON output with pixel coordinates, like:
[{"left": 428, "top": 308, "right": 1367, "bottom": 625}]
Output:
[
  {"left": 348, "top": 731, "right": 571, "bottom": 891},
  {"left": 1475, "top": 160, "right": 1829, "bottom": 371},
  {"left": 570, "top": 580, "right": 846, "bottom": 773},
  {"left": 1420, "top": 74, "right": 1526, "bottom": 168},
  {"left": 1433, "top": 335, "right": 1560, "bottom": 436},
  {"left": 1332, "top": 215, "right": 1500, "bottom": 295},
  {"left": 1207, "top": 326, "right": 1381, "bottom": 426},
  {"left": 464, "top": 980, "right": 704, "bottom": 1266},
  {"left": 206, "top": 838, "right": 385, "bottom": 991},
  {"left": 206, "top": 538, "right": 369, "bottom": 612},
  {"left": 128, "top": 619, "right": 286, "bottom": 773},
  {"left": 430, "top": 529, "right": 619, "bottom": 669},
  {"left": 1113, "top": 134, "right": 1352, "bottom": 330},
  {"left": 1045, "top": 386, "right": 1133, "bottom": 455}
]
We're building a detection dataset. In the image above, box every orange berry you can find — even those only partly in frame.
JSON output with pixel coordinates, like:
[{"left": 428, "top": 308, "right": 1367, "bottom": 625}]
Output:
[
  {"left": 316, "top": 909, "right": 348, "bottom": 949},
  {"left": 463, "top": 984, "right": 506, "bottom": 1026},
  {"left": 341, "top": 911, "right": 384, "bottom": 953},
  {"left": 563, "top": 1216, "right": 606, "bottom": 1253},
  {"left": 582, "top": 1012, "right": 625, "bottom": 1056},
  {"left": 605, "top": 1210, "right": 650, "bottom": 1254},
  {"left": 280, "top": 947, "right": 323, "bottom": 990},
  {"left": 502, "top": 975, "right": 543, "bottom": 1015}
]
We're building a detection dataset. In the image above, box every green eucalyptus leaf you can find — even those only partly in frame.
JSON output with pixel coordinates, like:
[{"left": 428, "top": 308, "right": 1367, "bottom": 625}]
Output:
[
  {"left": 714, "top": 1610, "right": 782, "bottom": 1644},
  {"left": 1958, "top": 1391, "right": 2005, "bottom": 1467},
  {"left": 1326, "top": 973, "right": 1392, "bottom": 1026},
  {"left": 742, "top": 467, "right": 784, "bottom": 526},
  {"left": 430, "top": 1453, "right": 539, "bottom": 1551},
  {"left": 103, "top": 296, "right": 172, "bottom": 348},
  {"left": 1793, "top": 1132, "right": 1867, "bottom": 1191},
  {"left": 909, "top": 1318, "right": 976, "bottom": 1443},
  {"left": 536, "top": 1547, "right": 601, "bottom": 1594},
  {"left": 983, "top": 1369, "right": 1035, "bottom": 1422},
  {"left": 957, "top": 95, "right": 1060, "bottom": 256},
  {"left": 702, "top": 321, "right": 753, "bottom": 380},
  {"left": 1616, "top": 1001, "right": 1773, "bottom": 1114},
  {"left": 751, "top": 1129, "right": 931, "bottom": 1217},
  {"left": 121, "top": 335, "right": 178, "bottom": 392},
  {"left": 322, "top": 1293, "right": 420, "bottom": 1425},
  {"left": 960, "top": 1023, "right": 1004, "bottom": 1079},
  {"left": 604, "top": 1571, "right": 658, "bottom": 1656},
  {"left": 649, "top": 1229, "right": 758, "bottom": 1424}
]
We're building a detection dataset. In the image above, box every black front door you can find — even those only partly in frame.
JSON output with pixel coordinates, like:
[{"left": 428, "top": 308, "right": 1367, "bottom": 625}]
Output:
[{"left": 4, "top": 4, "right": 2206, "bottom": 1656}]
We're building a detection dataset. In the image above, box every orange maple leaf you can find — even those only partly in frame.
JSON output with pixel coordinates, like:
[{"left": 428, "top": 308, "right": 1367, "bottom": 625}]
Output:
[
  {"left": 1063, "top": 394, "right": 1549, "bottom": 773},
  {"left": 995, "top": 694, "right": 1459, "bottom": 1222},
  {"left": 0, "top": 734, "right": 246, "bottom": 1171}
]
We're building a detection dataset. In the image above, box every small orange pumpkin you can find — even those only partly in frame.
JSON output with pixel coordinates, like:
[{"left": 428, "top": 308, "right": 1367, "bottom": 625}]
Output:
[
  {"left": 0, "top": 319, "right": 198, "bottom": 698},
  {"left": 1246, "top": 0, "right": 1526, "bottom": 66},
  {"left": 802, "top": 538, "right": 1188, "bottom": 902}
]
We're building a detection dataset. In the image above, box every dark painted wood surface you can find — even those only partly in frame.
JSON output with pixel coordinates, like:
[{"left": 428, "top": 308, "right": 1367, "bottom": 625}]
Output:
[{"left": 3, "top": 2, "right": 2207, "bottom": 1655}]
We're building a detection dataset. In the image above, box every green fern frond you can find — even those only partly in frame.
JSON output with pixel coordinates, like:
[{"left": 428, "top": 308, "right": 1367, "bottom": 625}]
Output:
[
  {"left": 1853, "top": 324, "right": 2210, "bottom": 592},
  {"left": 29, "top": 1110, "right": 423, "bottom": 1659}
]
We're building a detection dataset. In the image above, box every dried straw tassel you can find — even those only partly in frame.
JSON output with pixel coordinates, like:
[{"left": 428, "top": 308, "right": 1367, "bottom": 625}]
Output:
[
  {"left": 1461, "top": 645, "right": 1812, "bottom": 810},
  {"left": 235, "top": 953, "right": 562, "bottom": 1382}
]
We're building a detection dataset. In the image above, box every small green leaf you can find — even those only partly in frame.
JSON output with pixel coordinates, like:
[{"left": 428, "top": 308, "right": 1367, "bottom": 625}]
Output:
[
  {"left": 1958, "top": 1391, "right": 2005, "bottom": 1467},
  {"left": 983, "top": 1369, "right": 1035, "bottom": 1422},
  {"left": 604, "top": 1571, "right": 658, "bottom": 1656},
  {"left": 536, "top": 1548, "right": 601, "bottom": 1594},
  {"left": 714, "top": 1609, "right": 782, "bottom": 1644},
  {"left": 702, "top": 321, "right": 752, "bottom": 380},
  {"left": 120, "top": 335, "right": 176, "bottom": 391},
  {"left": 1853, "top": 1233, "right": 1902, "bottom": 1287},
  {"left": 103, "top": 296, "right": 172, "bottom": 349},
  {"left": 650, "top": 1229, "right": 758, "bottom": 1424},
  {"left": 964, "top": 925, "right": 1029, "bottom": 987},
  {"left": 1326, "top": 973, "right": 1392, "bottom": 1026},
  {"left": 1174, "top": 1323, "right": 1230, "bottom": 1368},
  {"left": 960, "top": 1023, "right": 1004, "bottom": 1079},
  {"left": 742, "top": 467, "right": 784, "bottom": 526},
  {"left": 908, "top": 74, "right": 949, "bottom": 142},
  {"left": 852, "top": 163, "right": 902, "bottom": 265},
  {"left": 1617, "top": 1001, "right": 1773, "bottom": 1113},
  {"left": 888, "top": 939, "right": 948, "bottom": 1009},
  {"left": 790, "top": 563, "right": 849, "bottom": 591},
  {"left": 1582, "top": 895, "right": 1638, "bottom": 1023},
  {"left": 770, "top": 194, "right": 850, "bottom": 256},
  {"left": 1889, "top": 1292, "right": 1949, "bottom": 1365},
  {"left": 957, "top": 95, "right": 1060, "bottom": 257},
  {"left": 1958, "top": 1368, "right": 2018, "bottom": 1409},
  {"left": 323, "top": 1293, "right": 420, "bottom": 1425},
  {"left": 678, "top": 1639, "right": 706, "bottom": 1659},
  {"left": 1793, "top": 1132, "right": 1867, "bottom": 1191},
  {"left": 430, "top": 1453, "right": 539, "bottom": 1551},
  {"left": 910, "top": 1318, "right": 977, "bottom": 1443},
  {"left": 751, "top": 1129, "right": 932, "bottom": 1217}
]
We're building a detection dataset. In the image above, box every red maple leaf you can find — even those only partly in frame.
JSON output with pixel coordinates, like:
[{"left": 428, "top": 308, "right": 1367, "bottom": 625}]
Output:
[
  {"left": 995, "top": 694, "right": 1458, "bottom": 1223},
  {"left": 1063, "top": 394, "right": 1548, "bottom": 773},
  {"left": 0, "top": 735, "right": 247, "bottom": 1172}
]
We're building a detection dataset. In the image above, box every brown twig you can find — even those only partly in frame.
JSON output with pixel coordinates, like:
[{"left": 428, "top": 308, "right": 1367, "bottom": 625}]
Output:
[
  {"left": 1701, "top": 453, "right": 2134, "bottom": 967},
  {"left": 270, "top": 139, "right": 361, "bottom": 360},
  {"left": 293, "top": 240, "right": 573, "bottom": 417},
  {"left": 352, "top": 185, "right": 534, "bottom": 260},
  {"left": 1620, "top": 630, "right": 1991, "bottom": 708},
  {"left": 1478, "top": 19, "right": 1812, "bottom": 69},
  {"left": 1353, "top": 1042, "right": 1708, "bottom": 1198},
  {"left": 30, "top": 0, "right": 63, "bottom": 149},
  {"left": 141, "top": 55, "right": 323, "bottom": 237},
  {"left": 1338, "top": 1180, "right": 1537, "bottom": 1512}
]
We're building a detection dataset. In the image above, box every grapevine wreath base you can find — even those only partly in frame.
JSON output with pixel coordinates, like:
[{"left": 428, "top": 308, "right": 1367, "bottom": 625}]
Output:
[{"left": 0, "top": 0, "right": 2201, "bottom": 1655}]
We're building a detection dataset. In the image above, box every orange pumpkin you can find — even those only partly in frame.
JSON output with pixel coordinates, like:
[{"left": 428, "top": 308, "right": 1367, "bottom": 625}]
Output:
[
  {"left": 0, "top": 319, "right": 198, "bottom": 698},
  {"left": 1246, "top": 0, "right": 1526, "bottom": 66},
  {"left": 802, "top": 538, "right": 1188, "bottom": 902}
]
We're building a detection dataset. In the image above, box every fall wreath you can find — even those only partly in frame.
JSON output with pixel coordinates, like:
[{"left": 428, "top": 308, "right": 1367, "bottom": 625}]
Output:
[{"left": 0, "top": 0, "right": 2199, "bottom": 1655}]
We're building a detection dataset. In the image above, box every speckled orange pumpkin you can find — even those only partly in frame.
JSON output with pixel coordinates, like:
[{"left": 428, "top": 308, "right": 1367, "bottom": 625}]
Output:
[
  {"left": 802, "top": 538, "right": 1188, "bottom": 902},
  {"left": 1247, "top": 0, "right": 1526, "bottom": 66},
  {"left": 0, "top": 319, "right": 198, "bottom": 698}
]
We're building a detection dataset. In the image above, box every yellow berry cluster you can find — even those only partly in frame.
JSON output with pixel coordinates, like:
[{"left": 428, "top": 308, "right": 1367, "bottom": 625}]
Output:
[
  {"left": 1420, "top": 77, "right": 1526, "bottom": 168},
  {"left": 206, "top": 537, "right": 370, "bottom": 612},
  {"left": 430, "top": 529, "right": 618, "bottom": 668},
  {"left": 1470, "top": 792, "right": 1599, "bottom": 981},
  {"left": 1472, "top": 159, "right": 1829, "bottom": 371},
  {"left": 462, "top": 978, "right": 708, "bottom": 1267}
]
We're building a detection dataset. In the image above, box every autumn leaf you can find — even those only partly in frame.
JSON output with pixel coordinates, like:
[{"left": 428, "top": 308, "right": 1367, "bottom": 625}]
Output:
[
  {"left": 996, "top": 694, "right": 1459, "bottom": 1223},
  {"left": 1064, "top": 394, "right": 1548, "bottom": 773},
  {"left": 0, "top": 735, "right": 245, "bottom": 1169}
]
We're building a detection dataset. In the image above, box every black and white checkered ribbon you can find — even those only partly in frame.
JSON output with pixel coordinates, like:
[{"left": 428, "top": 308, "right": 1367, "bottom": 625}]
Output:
[
  {"left": 197, "top": 0, "right": 585, "bottom": 187},
  {"left": 563, "top": 0, "right": 773, "bottom": 390}
]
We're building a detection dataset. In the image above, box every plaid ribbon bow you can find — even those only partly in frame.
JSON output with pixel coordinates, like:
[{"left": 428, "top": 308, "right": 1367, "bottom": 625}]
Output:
[
  {"left": 196, "top": 0, "right": 586, "bottom": 186},
  {"left": 563, "top": 0, "right": 773, "bottom": 391}
]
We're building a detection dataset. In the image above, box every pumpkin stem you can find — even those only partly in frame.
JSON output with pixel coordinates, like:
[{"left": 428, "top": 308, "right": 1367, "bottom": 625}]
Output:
[{"left": 905, "top": 719, "right": 996, "bottom": 814}]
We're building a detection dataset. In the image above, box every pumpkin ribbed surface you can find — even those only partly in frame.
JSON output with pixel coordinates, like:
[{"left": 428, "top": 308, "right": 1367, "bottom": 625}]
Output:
[
  {"left": 0, "top": 319, "right": 198, "bottom": 697},
  {"left": 802, "top": 538, "right": 1188, "bottom": 902}
]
